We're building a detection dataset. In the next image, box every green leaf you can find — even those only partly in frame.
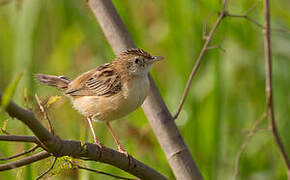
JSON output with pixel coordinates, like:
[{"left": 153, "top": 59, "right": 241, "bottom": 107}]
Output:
[{"left": 1, "top": 72, "right": 23, "bottom": 108}]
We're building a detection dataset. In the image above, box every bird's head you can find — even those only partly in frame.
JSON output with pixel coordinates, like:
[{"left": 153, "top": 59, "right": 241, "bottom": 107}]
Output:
[{"left": 115, "top": 48, "right": 164, "bottom": 76}]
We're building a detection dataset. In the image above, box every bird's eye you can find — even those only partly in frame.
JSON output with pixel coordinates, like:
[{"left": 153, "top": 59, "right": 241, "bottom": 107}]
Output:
[{"left": 134, "top": 58, "right": 140, "bottom": 64}]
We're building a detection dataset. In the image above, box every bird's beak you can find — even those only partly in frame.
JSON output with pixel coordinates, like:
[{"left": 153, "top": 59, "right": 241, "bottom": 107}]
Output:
[{"left": 149, "top": 56, "right": 164, "bottom": 63}]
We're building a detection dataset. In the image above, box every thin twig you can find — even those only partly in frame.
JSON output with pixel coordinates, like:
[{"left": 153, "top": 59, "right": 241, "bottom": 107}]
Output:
[
  {"left": 0, "top": 151, "right": 51, "bottom": 171},
  {"left": 36, "top": 157, "right": 57, "bottom": 180},
  {"left": 202, "top": 11, "right": 219, "bottom": 40},
  {"left": 206, "top": 44, "right": 226, "bottom": 53},
  {"left": 223, "top": 1, "right": 290, "bottom": 34},
  {"left": 173, "top": 0, "right": 227, "bottom": 120},
  {"left": 0, "top": 145, "right": 39, "bottom": 161},
  {"left": 75, "top": 164, "right": 139, "bottom": 180},
  {"left": 242, "top": 127, "right": 270, "bottom": 135},
  {"left": 263, "top": 0, "right": 290, "bottom": 177},
  {"left": 226, "top": 13, "right": 265, "bottom": 29},
  {"left": 245, "top": 1, "right": 261, "bottom": 15},
  {"left": 233, "top": 113, "right": 267, "bottom": 180},
  {"left": 35, "top": 94, "right": 54, "bottom": 134},
  {"left": 271, "top": 28, "right": 290, "bottom": 34},
  {"left": 225, "top": 13, "right": 290, "bottom": 34},
  {"left": 0, "top": 135, "right": 39, "bottom": 143}
]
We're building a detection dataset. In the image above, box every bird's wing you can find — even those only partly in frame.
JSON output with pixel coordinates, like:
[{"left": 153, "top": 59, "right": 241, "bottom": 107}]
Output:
[{"left": 65, "top": 63, "right": 122, "bottom": 97}]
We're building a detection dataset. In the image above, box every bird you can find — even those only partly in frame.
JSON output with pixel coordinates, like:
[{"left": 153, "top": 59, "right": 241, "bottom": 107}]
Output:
[{"left": 35, "top": 48, "right": 164, "bottom": 154}]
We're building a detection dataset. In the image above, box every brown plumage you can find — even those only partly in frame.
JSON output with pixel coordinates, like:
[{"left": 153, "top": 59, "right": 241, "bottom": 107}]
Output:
[
  {"left": 65, "top": 64, "right": 122, "bottom": 97},
  {"left": 35, "top": 48, "right": 163, "bottom": 153}
]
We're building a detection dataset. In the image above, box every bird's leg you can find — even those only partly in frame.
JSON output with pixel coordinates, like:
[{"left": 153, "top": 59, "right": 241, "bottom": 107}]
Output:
[
  {"left": 87, "top": 116, "right": 103, "bottom": 148},
  {"left": 105, "top": 122, "right": 128, "bottom": 156}
]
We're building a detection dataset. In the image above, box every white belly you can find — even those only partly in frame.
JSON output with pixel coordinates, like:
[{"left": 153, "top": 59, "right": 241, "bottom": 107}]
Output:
[{"left": 72, "top": 76, "right": 150, "bottom": 121}]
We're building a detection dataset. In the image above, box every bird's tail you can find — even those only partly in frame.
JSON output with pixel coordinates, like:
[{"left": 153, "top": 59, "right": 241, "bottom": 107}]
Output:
[{"left": 35, "top": 74, "right": 71, "bottom": 90}]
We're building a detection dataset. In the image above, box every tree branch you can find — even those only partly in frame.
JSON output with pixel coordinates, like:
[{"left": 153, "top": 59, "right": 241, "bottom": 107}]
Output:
[
  {"left": 0, "top": 145, "right": 39, "bottom": 161},
  {"left": 0, "top": 151, "right": 51, "bottom": 171},
  {"left": 35, "top": 157, "right": 57, "bottom": 180},
  {"left": 263, "top": 0, "right": 290, "bottom": 177},
  {"left": 225, "top": 11, "right": 290, "bottom": 34},
  {"left": 0, "top": 94, "right": 167, "bottom": 180},
  {"left": 86, "top": 0, "right": 203, "bottom": 179},
  {"left": 233, "top": 113, "right": 267, "bottom": 180},
  {"left": 0, "top": 135, "right": 38, "bottom": 143},
  {"left": 173, "top": 0, "right": 227, "bottom": 119},
  {"left": 35, "top": 93, "right": 54, "bottom": 134},
  {"left": 226, "top": 13, "right": 265, "bottom": 29}
]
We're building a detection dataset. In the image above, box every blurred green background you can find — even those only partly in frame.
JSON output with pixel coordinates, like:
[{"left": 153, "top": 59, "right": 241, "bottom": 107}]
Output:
[{"left": 0, "top": 0, "right": 289, "bottom": 179}]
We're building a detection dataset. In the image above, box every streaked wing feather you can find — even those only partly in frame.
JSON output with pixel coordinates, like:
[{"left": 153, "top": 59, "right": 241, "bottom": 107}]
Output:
[{"left": 65, "top": 64, "right": 122, "bottom": 97}]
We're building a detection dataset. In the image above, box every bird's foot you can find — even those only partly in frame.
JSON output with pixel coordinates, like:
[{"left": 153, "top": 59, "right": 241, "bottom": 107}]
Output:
[
  {"left": 118, "top": 146, "right": 129, "bottom": 157},
  {"left": 118, "top": 146, "right": 132, "bottom": 169},
  {"left": 94, "top": 139, "right": 104, "bottom": 160},
  {"left": 94, "top": 138, "right": 103, "bottom": 149}
]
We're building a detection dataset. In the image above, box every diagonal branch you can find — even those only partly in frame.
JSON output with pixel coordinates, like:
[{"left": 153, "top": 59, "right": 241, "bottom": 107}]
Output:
[
  {"left": 0, "top": 145, "right": 39, "bottom": 161},
  {"left": 86, "top": 0, "right": 203, "bottom": 179},
  {"left": 0, "top": 94, "right": 167, "bottom": 180},
  {"left": 233, "top": 113, "right": 267, "bottom": 180},
  {"left": 245, "top": 1, "right": 261, "bottom": 15},
  {"left": 0, "top": 151, "right": 51, "bottom": 171},
  {"left": 35, "top": 157, "right": 57, "bottom": 180},
  {"left": 35, "top": 94, "right": 54, "bottom": 134},
  {"left": 173, "top": 0, "right": 227, "bottom": 120},
  {"left": 263, "top": 0, "right": 290, "bottom": 177}
]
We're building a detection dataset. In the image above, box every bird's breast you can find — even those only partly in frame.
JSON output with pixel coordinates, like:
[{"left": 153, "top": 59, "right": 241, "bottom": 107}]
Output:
[
  {"left": 122, "top": 75, "right": 150, "bottom": 110},
  {"left": 72, "top": 76, "right": 150, "bottom": 121}
]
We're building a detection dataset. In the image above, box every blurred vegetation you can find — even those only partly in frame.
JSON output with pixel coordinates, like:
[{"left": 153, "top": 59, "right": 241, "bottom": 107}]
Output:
[{"left": 0, "top": 0, "right": 289, "bottom": 179}]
